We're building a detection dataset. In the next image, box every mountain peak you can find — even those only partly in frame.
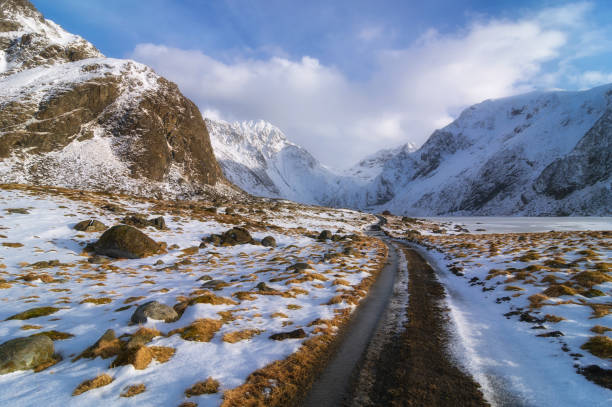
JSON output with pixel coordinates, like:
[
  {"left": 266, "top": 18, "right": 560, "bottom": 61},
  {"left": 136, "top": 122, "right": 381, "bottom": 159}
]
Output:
[{"left": 0, "top": 0, "right": 102, "bottom": 76}]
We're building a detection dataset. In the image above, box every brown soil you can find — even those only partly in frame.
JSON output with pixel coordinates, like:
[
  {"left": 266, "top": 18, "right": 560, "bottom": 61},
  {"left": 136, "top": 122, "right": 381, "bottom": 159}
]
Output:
[{"left": 354, "top": 247, "right": 488, "bottom": 406}]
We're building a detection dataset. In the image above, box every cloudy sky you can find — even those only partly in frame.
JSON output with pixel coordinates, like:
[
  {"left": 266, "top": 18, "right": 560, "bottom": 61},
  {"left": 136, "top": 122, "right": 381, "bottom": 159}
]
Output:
[{"left": 33, "top": 0, "right": 612, "bottom": 168}]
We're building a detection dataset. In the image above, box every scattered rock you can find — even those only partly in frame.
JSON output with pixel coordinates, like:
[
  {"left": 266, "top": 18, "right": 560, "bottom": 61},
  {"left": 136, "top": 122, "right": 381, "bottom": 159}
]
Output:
[
  {"left": 0, "top": 335, "right": 54, "bottom": 374},
  {"left": 537, "top": 331, "right": 564, "bottom": 338},
  {"left": 74, "top": 219, "right": 107, "bottom": 232},
  {"left": 269, "top": 328, "right": 306, "bottom": 341},
  {"left": 93, "top": 225, "right": 163, "bottom": 259},
  {"left": 261, "top": 236, "right": 276, "bottom": 247},
  {"left": 318, "top": 230, "right": 333, "bottom": 241},
  {"left": 287, "top": 262, "right": 311, "bottom": 273},
  {"left": 122, "top": 215, "right": 166, "bottom": 230},
  {"left": 88, "top": 255, "right": 111, "bottom": 264},
  {"left": 131, "top": 301, "right": 178, "bottom": 324},
  {"left": 220, "top": 227, "right": 253, "bottom": 245}
]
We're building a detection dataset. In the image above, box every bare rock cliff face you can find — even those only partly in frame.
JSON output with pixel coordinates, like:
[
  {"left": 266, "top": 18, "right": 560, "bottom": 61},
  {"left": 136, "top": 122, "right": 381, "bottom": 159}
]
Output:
[{"left": 0, "top": 0, "right": 227, "bottom": 198}]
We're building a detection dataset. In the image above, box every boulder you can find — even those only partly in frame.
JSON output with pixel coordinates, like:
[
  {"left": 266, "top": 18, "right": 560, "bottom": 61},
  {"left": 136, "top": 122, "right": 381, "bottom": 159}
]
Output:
[
  {"left": 74, "top": 219, "right": 107, "bottom": 232},
  {"left": 318, "top": 230, "right": 333, "bottom": 241},
  {"left": 261, "top": 236, "right": 277, "bottom": 247},
  {"left": 269, "top": 328, "right": 306, "bottom": 341},
  {"left": 287, "top": 262, "right": 311, "bottom": 273},
  {"left": 93, "top": 225, "right": 162, "bottom": 259},
  {"left": 131, "top": 301, "right": 178, "bottom": 324},
  {"left": 0, "top": 335, "right": 54, "bottom": 374},
  {"left": 221, "top": 227, "right": 253, "bottom": 245}
]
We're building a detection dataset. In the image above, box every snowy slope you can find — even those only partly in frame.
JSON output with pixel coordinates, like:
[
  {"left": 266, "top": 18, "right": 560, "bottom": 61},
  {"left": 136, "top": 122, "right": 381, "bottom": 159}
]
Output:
[
  {"left": 359, "top": 85, "right": 612, "bottom": 216},
  {"left": 207, "top": 119, "right": 354, "bottom": 204}
]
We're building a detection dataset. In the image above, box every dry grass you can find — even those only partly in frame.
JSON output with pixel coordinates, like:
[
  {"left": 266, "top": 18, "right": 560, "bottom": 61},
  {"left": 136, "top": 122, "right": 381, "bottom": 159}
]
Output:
[
  {"left": 80, "top": 297, "right": 113, "bottom": 305},
  {"left": 222, "top": 329, "right": 263, "bottom": 343},
  {"left": 580, "top": 336, "right": 612, "bottom": 359},
  {"left": 590, "top": 304, "right": 612, "bottom": 319},
  {"left": 544, "top": 314, "right": 566, "bottom": 323},
  {"left": 169, "top": 319, "right": 223, "bottom": 342},
  {"left": 6, "top": 306, "right": 60, "bottom": 320},
  {"left": 271, "top": 312, "right": 288, "bottom": 318},
  {"left": 150, "top": 346, "right": 176, "bottom": 363},
  {"left": 185, "top": 377, "right": 220, "bottom": 397},
  {"left": 591, "top": 325, "right": 612, "bottom": 334},
  {"left": 222, "top": 240, "right": 388, "bottom": 407},
  {"left": 72, "top": 374, "right": 113, "bottom": 396},
  {"left": 30, "top": 330, "right": 74, "bottom": 340},
  {"left": 572, "top": 271, "right": 612, "bottom": 288},
  {"left": 189, "top": 292, "right": 238, "bottom": 306},
  {"left": 542, "top": 285, "right": 577, "bottom": 297},
  {"left": 120, "top": 383, "right": 146, "bottom": 398}
]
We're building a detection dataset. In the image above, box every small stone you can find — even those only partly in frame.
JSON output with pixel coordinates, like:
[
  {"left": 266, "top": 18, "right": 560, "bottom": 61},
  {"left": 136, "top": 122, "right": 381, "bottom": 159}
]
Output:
[
  {"left": 318, "top": 230, "right": 333, "bottom": 240},
  {"left": 131, "top": 301, "right": 178, "bottom": 324},
  {"left": 287, "top": 262, "right": 311, "bottom": 273},
  {"left": 261, "top": 236, "right": 277, "bottom": 247},
  {"left": 269, "top": 328, "right": 306, "bottom": 341},
  {"left": 74, "top": 219, "right": 107, "bottom": 232}
]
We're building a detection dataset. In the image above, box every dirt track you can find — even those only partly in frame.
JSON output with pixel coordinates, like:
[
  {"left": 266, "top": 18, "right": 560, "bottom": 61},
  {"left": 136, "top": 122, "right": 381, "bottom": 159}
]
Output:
[{"left": 351, "top": 246, "right": 488, "bottom": 406}]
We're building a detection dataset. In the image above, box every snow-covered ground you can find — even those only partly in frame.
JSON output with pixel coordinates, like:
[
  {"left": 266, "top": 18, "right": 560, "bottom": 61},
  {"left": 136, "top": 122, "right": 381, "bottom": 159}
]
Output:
[
  {"left": 384, "top": 216, "right": 612, "bottom": 406},
  {"left": 0, "top": 185, "right": 384, "bottom": 406}
]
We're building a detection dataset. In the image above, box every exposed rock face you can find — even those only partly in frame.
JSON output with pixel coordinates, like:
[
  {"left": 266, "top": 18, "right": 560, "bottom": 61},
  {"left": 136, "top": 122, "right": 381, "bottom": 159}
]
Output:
[
  {"left": 0, "top": 0, "right": 229, "bottom": 199},
  {"left": 0, "top": 335, "right": 54, "bottom": 374},
  {"left": 131, "top": 301, "right": 178, "bottom": 324},
  {"left": 93, "top": 225, "right": 162, "bottom": 259},
  {"left": 534, "top": 107, "right": 612, "bottom": 200}
]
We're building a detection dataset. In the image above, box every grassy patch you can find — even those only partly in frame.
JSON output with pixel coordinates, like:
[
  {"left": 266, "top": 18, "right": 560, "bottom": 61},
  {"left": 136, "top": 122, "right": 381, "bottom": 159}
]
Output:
[
  {"left": 80, "top": 297, "right": 112, "bottom": 305},
  {"left": 591, "top": 325, "right": 612, "bottom": 334},
  {"left": 580, "top": 336, "right": 612, "bottom": 359},
  {"left": 120, "top": 383, "right": 146, "bottom": 398},
  {"left": 6, "top": 306, "right": 60, "bottom": 320},
  {"left": 72, "top": 374, "right": 113, "bottom": 396},
  {"left": 31, "top": 330, "right": 74, "bottom": 340},
  {"left": 185, "top": 377, "right": 220, "bottom": 397},
  {"left": 169, "top": 319, "right": 223, "bottom": 342},
  {"left": 222, "top": 329, "right": 263, "bottom": 343}
]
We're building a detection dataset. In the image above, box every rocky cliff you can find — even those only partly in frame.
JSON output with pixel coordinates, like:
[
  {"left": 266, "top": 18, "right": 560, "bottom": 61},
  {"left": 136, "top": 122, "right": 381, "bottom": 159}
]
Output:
[{"left": 0, "top": 0, "right": 228, "bottom": 198}]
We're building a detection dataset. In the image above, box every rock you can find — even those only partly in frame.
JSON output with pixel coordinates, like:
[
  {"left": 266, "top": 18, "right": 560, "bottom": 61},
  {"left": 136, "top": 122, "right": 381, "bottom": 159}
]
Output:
[
  {"left": 88, "top": 255, "right": 111, "bottom": 264},
  {"left": 122, "top": 215, "right": 166, "bottom": 230},
  {"left": 269, "top": 328, "right": 306, "bottom": 341},
  {"left": 318, "top": 230, "right": 333, "bottom": 241},
  {"left": 261, "top": 236, "right": 276, "bottom": 247},
  {"left": 287, "top": 262, "right": 311, "bottom": 273},
  {"left": 0, "top": 335, "right": 54, "bottom": 374},
  {"left": 343, "top": 247, "right": 356, "bottom": 256},
  {"left": 74, "top": 219, "right": 107, "bottom": 232},
  {"left": 221, "top": 227, "right": 253, "bottom": 245},
  {"left": 93, "top": 225, "right": 162, "bottom": 259},
  {"left": 256, "top": 282, "right": 274, "bottom": 292},
  {"left": 206, "top": 234, "right": 222, "bottom": 246},
  {"left": 382, "top": 210, "right": 392, "bottom": 216},
  {"left": 201, "top": 280, "right": 228, "bottom": 290},
  {"left": 131, "top": 301, "right": 178, "bottom": 324}
]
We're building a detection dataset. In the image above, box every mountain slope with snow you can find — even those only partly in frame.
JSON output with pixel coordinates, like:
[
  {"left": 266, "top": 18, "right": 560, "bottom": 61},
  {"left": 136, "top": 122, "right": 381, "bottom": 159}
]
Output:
[
  {"left": 207, "top": 118, "right": 352, "bottom": 204},
  {"left": 209, "top": 85, "right": 611, "bottom": 216},
  {"left": 0, "top": 0, "right": 230, "bottom": 199},
  {"left": 358, "top": 85, "right": 612, "bottom": 215}
]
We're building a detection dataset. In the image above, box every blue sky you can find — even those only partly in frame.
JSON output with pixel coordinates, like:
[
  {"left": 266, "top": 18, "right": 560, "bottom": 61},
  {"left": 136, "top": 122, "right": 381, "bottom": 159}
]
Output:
[{"left": 32, "top": 0, "right": 612, "bottom": 167}]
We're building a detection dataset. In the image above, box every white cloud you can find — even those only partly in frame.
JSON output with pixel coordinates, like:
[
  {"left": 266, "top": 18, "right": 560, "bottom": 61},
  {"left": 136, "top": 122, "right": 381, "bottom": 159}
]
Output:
[{"left": 131, "top": 3, "right": 596, "bottom": 169}]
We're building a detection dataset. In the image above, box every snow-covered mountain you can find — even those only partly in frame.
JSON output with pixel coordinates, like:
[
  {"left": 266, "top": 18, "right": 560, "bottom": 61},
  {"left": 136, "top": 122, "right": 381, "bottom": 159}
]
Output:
[
  {"left": 353, "top": 85, "right": 612, "bottom": 215},
  {"left": 0, "top": 0, "right": 231, "bottom": 199},
  {"left": 209, "top": 85, "right": 611, "bottom": 216},
  {"left": 206, "top": 118, "right": 346, "bottom": 204}
]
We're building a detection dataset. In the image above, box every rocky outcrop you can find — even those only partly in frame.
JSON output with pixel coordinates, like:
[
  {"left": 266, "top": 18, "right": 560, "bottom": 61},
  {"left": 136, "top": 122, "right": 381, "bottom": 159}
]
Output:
[{"left": 0, "top": 0, "right": 229, "bottom": 199}]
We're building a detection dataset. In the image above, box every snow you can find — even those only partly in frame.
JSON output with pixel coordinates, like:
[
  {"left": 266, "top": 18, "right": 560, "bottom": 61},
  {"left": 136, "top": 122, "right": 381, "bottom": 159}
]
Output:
[
  {"left": 0, "top": 186, "right": 383, "bottom": 406},
  {"left": 383, "top": 216, "right": 612, "bottom": 406}
]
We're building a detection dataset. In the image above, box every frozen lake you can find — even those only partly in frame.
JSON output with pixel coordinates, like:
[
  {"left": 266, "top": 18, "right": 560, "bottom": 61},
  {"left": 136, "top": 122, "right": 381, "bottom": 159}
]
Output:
[{"left": 426, "top": 217, "right": 612, "bottom": 234}]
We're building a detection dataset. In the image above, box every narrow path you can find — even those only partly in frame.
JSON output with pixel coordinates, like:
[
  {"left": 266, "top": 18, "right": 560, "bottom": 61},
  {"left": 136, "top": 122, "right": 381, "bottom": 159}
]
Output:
[
  {"left": 300, "top": 231, "right": 399, "bottom": 407},
  {"left": 353, "top": 245, "right": 488, "bottom": 406},
  {"left": 302, "top": 211, "right": 490, "bottom": 406}
]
